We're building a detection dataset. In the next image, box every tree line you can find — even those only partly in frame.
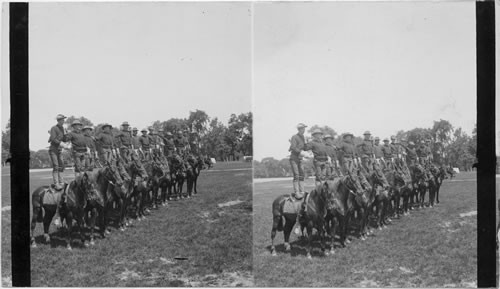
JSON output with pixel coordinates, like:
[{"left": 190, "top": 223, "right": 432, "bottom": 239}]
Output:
[
  {"left": 1, "top": 110, "right": 252, "bottom": 168},
  {"left": 254, "top": 119, "right": 478, "bottom": 178}
]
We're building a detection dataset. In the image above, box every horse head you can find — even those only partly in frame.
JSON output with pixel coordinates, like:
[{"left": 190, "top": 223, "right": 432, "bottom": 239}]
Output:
[
  {"left": 345, "top": 171, "right": 365, "bottom": 197},
  {"left": 106, "top": 161, "right": 125, "bottom": 189}
]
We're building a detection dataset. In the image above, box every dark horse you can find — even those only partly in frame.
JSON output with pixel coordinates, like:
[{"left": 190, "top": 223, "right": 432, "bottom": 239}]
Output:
[
  {"left": 30, "top": 172, "right": 97, "bottom": 249},
  {"left": 185, "top": 154, "right": 204, "bottom": 197},
  {"left": 270, "top": 175, "right": 362, "bottom": 257}
]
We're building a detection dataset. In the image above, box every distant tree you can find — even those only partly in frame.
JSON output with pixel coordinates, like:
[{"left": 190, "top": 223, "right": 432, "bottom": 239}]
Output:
[
  {"left": 163, "top": 118, "right": 188, "bottom": 134},
  {"left": 432, "top": 119, "right": 454, "bottom": 146},
  {"left": 64, "top": 115, "right": 94, "bottom": 127}
]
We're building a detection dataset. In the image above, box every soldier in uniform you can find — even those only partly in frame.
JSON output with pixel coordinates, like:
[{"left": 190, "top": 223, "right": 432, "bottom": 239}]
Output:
[
  {"left": 131, "top": 127, "right": 141, "bottom": 155},
  {"left": 323, "top": 134, "right": 342, "bottom": 180},
  {"left": 381, "top": 138, "right": 394, "bottom": 170},
  {"left": 289, "top": 123, "right": 307, "bottom": 198},
  {"left": 373, "top": 136, "right": 384, "bottom": 169},
  {"left": 416, "top": 140, "right": 427, "bottom": 165},
  {"left": 357, "top": 131, "right": 375, "bottom": 174},
  {"left": 62, "top": 120, "right": 89, "bottom": 178},
  {"left": 174, "top": 131, "right": 186, "bottom": 155},
  {"left": 83, "top": 126, "right": 97, "bottom": 171},
  {"left": 425, "top": 139, "right": 433, "bottom": 163},
  {"left": 139, "top": 128, "right": 152, "bottom": 161},
  {"left": 48, "top": 114, "right": 67, "bottom": 190},
  {"left": 95, "top": 123, "right": 115, "bottom": 164},
  {"left": 163, "top": 132, "right": 176, "bottom": 158},
  {"left": 304, "top": 129, "right": 328, "bottom": 187},
  {"left": 189, "top": 132, "right": 200, "bottom": 155},
  {"left": 153, "top": 129, "right": 164, "bottom": 156},
  {"left": 338, "top": 132, "right": 357, "bottom": 175},
  {"left": 116, "top": 121, "right": 133, "bottom": 163},
  {"left": 401, "top": 141, "right": 418, "bottom": 167}
]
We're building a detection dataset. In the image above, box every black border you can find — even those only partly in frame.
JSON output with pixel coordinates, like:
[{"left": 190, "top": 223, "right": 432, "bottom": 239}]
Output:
[
  {"left": 9, "top": 2, "right": 30, "bottom": 287},
  {"left": 476, "top": 1, "right": 496, "bottom": 288}
]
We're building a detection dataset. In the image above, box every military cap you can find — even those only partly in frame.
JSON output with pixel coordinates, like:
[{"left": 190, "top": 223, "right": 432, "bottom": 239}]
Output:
[
  {"left": 71, "top": 120, "right": 83, "bottom": 126},
  {"left": 363, "top": 131, "right": 371, "bottom": 135},
  {"left": 166, "top": 132, "right": 173, "bottom": 136},
  {"left": 296, "top": 123, "right": 307, "bottom": 129},
  {"left": 141, "top": 128, "right": 148, "bottom": 132},
  {"left": 323, "top": 134, "right": 333, "bottom": 140},
  {"left": 409, "top": 141, "right": 415, "bottom": 146},
  {"left": 177, "top": 131, "right": 183, "bottom": 135},
  {"left": 56, "top": 114, "right": 66, "bottom": 120},
  {"left": 102, "top": 123, "right": 112, "bottom": 130},
  {"left": 390, "top": 135, "right": 396, "bottom": 140},
  {"left": 148, "top": 127, "right": 154, "bottom": 131},
  {"left": 383, "top": 138, "right": 389, "bottom": 142},
  {"left": 311, "top": 129, "right": 323, "bottom": 135},
  {"left": 83, "top": 126, "right": 93, "bottom": 131},
  {"left": 343, "top": 132, "right": 354, "bottom": 138},
  {"left": 121, "top": 121, "right": 130, "bottom": 127},
  {"left": 132, "top": 127, "right": 138, "bottom": 131},
  {"left": 374, "top": 137, "right": 380, "bottom": 141}
]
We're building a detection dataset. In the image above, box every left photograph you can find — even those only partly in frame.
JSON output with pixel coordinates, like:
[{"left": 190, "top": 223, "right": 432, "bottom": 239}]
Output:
[{"left": 2, "top": 2, "right": 252, "bottom": 286}]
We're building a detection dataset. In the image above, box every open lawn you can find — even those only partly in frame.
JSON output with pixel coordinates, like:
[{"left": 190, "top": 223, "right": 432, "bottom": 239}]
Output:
[
  {"left": 2, "top": 161, "right": 253, "bottom": 286},
  {"left": 253, "top": 173, "right": 477, "bottom": 287}
]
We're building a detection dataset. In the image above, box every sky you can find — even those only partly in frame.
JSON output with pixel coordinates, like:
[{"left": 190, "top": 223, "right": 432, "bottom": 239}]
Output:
[
  {"left": 253, "top": 1, "right": 477, "bottom": 160},
  {"left": 2, "top": 2, "right": 251, "bottom": 151}
]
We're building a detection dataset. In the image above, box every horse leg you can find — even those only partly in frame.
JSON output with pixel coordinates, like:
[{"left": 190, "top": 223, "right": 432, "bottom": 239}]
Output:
[
  {"left": 194, "top": 174, "right": 198, "bottom": 194},
  {"left": 66, "top": 212, "right": 73, "bottom": 250},
  {"left": 42, "top": 205, "right": 57, "bottom": 245},
  {"left": 271, "top": 215, "right": 282, "bottom": 256},
  {"left": 31, "top": 206, "right": 41, "bottom": 247},
  {"left": 283, "top": 215, "right": 295, "bottom": 252},
  {"left": 306, "top": 224, "right": 313, "bottom": 259}
]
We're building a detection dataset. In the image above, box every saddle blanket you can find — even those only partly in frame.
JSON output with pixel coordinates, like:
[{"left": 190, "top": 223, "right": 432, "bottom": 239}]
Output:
[
  {"left": 42, "top": 188, "right": 63, "bottom": 206},
  {"left": 283, "top": 197, "right": 302, "bottom": 214}
]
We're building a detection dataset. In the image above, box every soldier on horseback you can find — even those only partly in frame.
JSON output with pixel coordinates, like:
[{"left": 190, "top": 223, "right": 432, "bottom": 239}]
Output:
[
  {"left": 163, "top": 132, "right": 175, "bottom": 158},
  {"left": 131, "top": 127, "right": 141, "bottom": 156},
  {"left": 338, "top": 132, "right": 357, "bottom": 175},
  {"left": 189, "top": 132, "right": 200, "bottom": 155},
  {"left": 374, "top": 136, "right": 384, "bottom": 168},
  {"left": 116, "top": 121, "right": 133, "bottom": 163},
  {"left": 357, "top": 131, "right": 375, "bottom": 174},
  {"left": 139, "top": 128, "right": 152, "bottom": 161},
  {"left": 323, "top": 134, "right": 342, "bottom": 179},
  {"left": 95, "top": 123, "right": 115, "bottom": 164},
  {"left": 305, "top": 129, "right": 329, "bottom": 188},
  {"left": 382, "top": 138, "right": 395, "bottom": 171},
  {"left": 82, "top": 126, "right": 97, "bottom": 171},
  {"left": 48, "top": 114, "right": 67, "bottom": 190},
  {"left": 174, "top": 131, "right": 187, "bottom": 155}
]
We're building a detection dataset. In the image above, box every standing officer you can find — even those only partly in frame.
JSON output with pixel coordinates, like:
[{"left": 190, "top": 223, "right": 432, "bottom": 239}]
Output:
[
  {"left": 95, "top": 123, "right": 115, "bottom": 164},
  {"left": 304, "top": 129, "right": 329, "bottom": 187},
  {"left": 323, "top": 134, "right": 342, "bottom": 179},
  {"left": 338, "top": 132, "right": 357, "bottom": 175},
  {"left": 139, "top": 128, "right": 152, "bottom": 161},
  {"left": 48, "top": 114, "right": 67, "bottom": 190},
  {"left": 82, "top": 126, "right": 97, "bottom": 171},
  {"left": 357, "top": 131, "right": 375, "bottom": 174},
  {"left": 401, "top": 141, "right": 418, "bottom": 166},
  {"left": 289, "top": 123, "right": 307, "bottom": 199},
  {"left": 63, "top": 120, "right": 88, "bottom": 178},
  {"left": 116, "top": 121, "right": 133, "bottom": 163},
  {"left": 425, "top": 139, "right": 433, "bottom": 163}
]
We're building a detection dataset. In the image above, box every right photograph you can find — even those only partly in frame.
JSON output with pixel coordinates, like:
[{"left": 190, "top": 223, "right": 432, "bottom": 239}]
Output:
[{"left": 252, "top": 2, "right": 477, "bottom": 287}]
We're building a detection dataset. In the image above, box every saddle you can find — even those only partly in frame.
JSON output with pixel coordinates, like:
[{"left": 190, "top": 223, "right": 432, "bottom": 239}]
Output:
[
  {"left": 283, "top": 192, "right": 310, "bottom": 215},
  {"left": 42, "top": 184, "right": 68, "bottom": 207}
]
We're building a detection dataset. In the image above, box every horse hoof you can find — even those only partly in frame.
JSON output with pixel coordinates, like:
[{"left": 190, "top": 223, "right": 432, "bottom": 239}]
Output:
[
  {"left": 120, "top": 227, "right": 125, "bottom": 232},
  {"left": 271, "top": 251, "right": 277, "bottom": 256},
  {"left": 90, "top": 240, "right": 95, "bottom": 246},
  {"left": 330, "top": 249, "right": 335, "bottom": 255},
  {"left": 105, "top": 230, "right": 111, "bottom": 235},
  {"left": 84, "top": 242, "right": 90, "bottom": 248},
  {"left": 31, "top": 243, "right": 37, "bottom": 248},
  {"left": 67, "top": 245, "right": 72, "bottom": 251},
  {"left": 378, "top": 226, "right": 383, "bottom": 231},
  {"left": 324, "top": 251, "right": 330, "bottom": 257},
  {"left": 294, "top": 227, "right": 301, "bottom": 235},
  {"left": 284, "top": 243, "right": 291, "bottom": 251},
  {"left": 346, "top": 239, "right": 351, "bottom": 244},
  {"left": 306, "top": 253, "right": 312, "bottom": 259}
]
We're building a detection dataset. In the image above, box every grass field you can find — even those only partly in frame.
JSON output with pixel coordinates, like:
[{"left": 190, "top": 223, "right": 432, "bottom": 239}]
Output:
[
  {"left": 253, "top": 173, "right": 478, "bottom": 287},
  {"left": 2, "top": 161, "right": 253, "bottom": 286}
]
